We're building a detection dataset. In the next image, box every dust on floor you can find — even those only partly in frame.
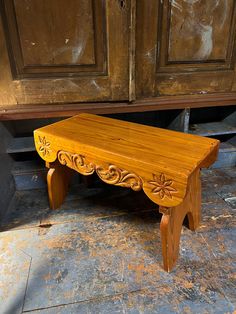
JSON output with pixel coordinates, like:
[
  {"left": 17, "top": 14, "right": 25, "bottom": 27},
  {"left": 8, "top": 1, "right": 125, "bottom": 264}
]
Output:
[{"left": 0, "top": 168, "right": 236, "bottom": 314}]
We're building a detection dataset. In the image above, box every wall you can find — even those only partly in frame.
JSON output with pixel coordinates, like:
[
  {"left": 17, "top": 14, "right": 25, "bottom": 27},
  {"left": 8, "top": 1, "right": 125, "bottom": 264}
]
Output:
[{"left": 0, "top": 122, "right": 14, "bottom": 219}]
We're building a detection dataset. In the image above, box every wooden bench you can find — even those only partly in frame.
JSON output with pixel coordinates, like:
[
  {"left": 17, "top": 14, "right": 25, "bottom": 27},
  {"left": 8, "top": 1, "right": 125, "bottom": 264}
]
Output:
[{"left": 34, "top": 113, "right": 219, "bottom": 272}]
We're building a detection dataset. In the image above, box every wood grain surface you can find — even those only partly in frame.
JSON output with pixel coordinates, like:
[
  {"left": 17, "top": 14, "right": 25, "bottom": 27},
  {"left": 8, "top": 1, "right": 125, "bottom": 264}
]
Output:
[
  {"left": 34, "top": 113, "right": 219, "bottom": 271},
  {"left": 34, "top": 113, "right": 219, "bottom": 208}
]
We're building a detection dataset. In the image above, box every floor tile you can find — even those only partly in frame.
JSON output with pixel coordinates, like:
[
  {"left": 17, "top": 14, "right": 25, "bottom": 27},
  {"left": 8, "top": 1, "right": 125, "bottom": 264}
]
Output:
[
  {"left": 0, "top": 189, "right": 49, "bottom": 231},
  {"left": 0, "top": 168, "right": 235, "bottom": 313},
  {"left": 0, "top": 230, "right": 31, "bottom": 314}
]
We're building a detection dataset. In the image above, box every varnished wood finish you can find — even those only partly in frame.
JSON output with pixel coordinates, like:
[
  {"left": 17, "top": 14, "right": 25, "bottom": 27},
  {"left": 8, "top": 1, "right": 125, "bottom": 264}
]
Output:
[
  {"left": 136, "top": 0, "right": 236, "bottom": 97},
  {"left": 46, "top": 160, "right": 73, "bottom": 210},
  {"left": 1, "top": 1, "right": 236, "bottom": 115},
  {"left": 0, "top": 0, "right": 130, "bottom": 106},
  {"left": 1, "top": 92, "right": 236, "bottom": 121},
  {"left": 4, "top": 0, "right": 99, "bottom": 76},
  {"left": 34, "top": 113, "right": 219, "bottom": 271},
  {"left": 129, "top": 0, "right": 136, "bottom": 101},
  {"left": 160, "top": 168, "right": 201, "bottom": 272},
  {"left": 34, "top": 113, "right": 219, "bottom": 207}
]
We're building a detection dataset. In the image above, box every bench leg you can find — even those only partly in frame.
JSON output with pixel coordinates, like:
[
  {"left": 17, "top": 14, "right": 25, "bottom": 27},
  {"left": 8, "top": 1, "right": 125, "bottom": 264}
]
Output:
[
  {"left": 159, "top": 168, "right": 201, "bottom": 272},
  {"left": 46, "top": 161, "right": 74, "bottom": 209}
]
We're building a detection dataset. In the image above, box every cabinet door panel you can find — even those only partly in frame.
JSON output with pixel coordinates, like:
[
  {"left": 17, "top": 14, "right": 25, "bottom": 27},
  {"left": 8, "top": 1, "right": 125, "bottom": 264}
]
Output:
[
  {"left": 14, "top": 0, "right": 95, "bottom": 67},
  {"left": 168, "top": 0, "right": 233, "bottom": 62},
  {"left": 136, "top": 0, "right": 236, "bottom": 97},
  {"left": 0, "top": 0, "right": 129, "bottom": 106}
]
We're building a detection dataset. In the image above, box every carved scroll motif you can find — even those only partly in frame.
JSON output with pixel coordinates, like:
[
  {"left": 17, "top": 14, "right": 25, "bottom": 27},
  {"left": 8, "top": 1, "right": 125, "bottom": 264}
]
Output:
[
  {"left": 58, "top": 151, "right": 95, "bottom": 175},
  {"left": 148, "top": 173, "right": 177, "bottom": 199},
  {"left": 56, "top": 151, "right": 178, "bottom": 202},
  {"left": 96, "top": 165, "right": 142, "bottom": 191},
  {"left": 57, "top": 151, "right": 142, "bottom": 191}
]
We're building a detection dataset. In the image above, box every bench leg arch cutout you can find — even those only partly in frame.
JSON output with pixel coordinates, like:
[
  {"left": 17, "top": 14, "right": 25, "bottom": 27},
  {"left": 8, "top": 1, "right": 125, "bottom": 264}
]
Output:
[
  {"left": 159, "top": 168, "right": 201, "bottom": 272},
  {"left": 46, "top": 151, "right": 201, "bottom": 274}
]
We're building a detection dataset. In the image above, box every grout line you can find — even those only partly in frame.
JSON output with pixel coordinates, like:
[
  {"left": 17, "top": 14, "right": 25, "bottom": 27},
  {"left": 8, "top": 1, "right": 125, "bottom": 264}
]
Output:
[
  {"left": 21, "top": 283, "right": 181, "bottom": 313},
  {"left": 21, "top": 288, "right": 145, "bottom": 313},
  {"left": 20, "top": 250, "right": 33, "bottom": 314}
]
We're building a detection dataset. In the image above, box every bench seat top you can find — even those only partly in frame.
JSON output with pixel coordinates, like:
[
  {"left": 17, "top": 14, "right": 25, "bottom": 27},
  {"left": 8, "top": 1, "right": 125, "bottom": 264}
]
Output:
[{"left": 34, "top": 113, "right": 219, "bottom": 207}]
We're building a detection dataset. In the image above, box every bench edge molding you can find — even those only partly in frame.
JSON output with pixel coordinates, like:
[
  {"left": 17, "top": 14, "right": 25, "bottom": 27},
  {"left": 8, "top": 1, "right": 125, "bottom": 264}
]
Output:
[
  {"left": 35, "top": 131, "right": 186, "bottom": 207},
  {"left": 56, "top": 149, "right": 181, "bottom": 207}
]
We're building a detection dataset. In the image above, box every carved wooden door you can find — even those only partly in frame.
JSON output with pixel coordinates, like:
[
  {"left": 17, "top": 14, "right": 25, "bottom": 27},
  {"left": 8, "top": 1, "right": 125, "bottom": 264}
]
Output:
[
  {"left": 0, "top": 0, "right": 130, "bottom": 108},
  {"left": 136, "top": 0, "right": 236, "bottom": 98}
]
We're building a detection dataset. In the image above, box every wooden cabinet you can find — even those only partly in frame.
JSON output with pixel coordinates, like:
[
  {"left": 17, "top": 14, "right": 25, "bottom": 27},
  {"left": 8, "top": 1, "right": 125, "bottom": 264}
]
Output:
[
  {"left": 136, "top": 0, "right": 236, "bottom": 97},
  {"left": 0, "top": 0, "right": 236, "bottom": 118},
  {"left": 0, "top": 0, "right": 130, "bottom": 106}
]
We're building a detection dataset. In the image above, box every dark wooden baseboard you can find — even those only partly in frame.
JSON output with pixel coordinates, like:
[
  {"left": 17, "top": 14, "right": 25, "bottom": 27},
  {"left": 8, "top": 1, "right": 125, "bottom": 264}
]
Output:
[{"left": 0, "top": 92, "right": 236, "bottom": 120}]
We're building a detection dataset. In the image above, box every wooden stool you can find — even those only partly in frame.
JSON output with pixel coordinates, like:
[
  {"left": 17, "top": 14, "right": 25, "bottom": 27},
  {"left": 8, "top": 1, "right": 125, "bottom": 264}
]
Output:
[{"left": 34, "top": 113, "right": 219, "bottom": 272}]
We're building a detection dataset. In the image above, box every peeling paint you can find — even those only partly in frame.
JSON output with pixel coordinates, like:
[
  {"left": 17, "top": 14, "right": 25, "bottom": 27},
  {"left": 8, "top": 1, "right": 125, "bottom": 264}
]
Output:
[
  {"left": 91, "top": 79, "right": 100, "bottom": 91},
  {"left": 144, "top": 47, "right": 156, "bottom": 64},
  {"left": 52, "top": 28, "right": 88, "bottom": 64},
  {"left": 194, "top": 23, "right": 213, "bottom": 59},
  {"left": 171, "top": 0, "right": 182, "bottom": 12},
  {"left": 170, "top": 0, "right": 228, "bottom": 60}
]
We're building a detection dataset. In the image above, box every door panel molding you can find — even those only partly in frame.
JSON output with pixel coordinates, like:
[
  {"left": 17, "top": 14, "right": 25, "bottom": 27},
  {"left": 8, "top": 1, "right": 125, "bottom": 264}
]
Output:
[
  {"left": 157, "top": 0, "right": 236, "bottom": 73},
  {"left": 0, "top": 0, "right": 130, "bottom": 105},
  {"left": 136, "top": 0, "right": 236, "bottom": 97},
  {"left": 1, "top": 0, "right": 107, "bottom": 79}
]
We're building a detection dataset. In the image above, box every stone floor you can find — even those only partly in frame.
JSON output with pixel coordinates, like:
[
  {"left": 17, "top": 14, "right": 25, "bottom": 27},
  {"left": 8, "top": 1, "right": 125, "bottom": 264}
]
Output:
[{"left": 0, "top": 168, "right": 236, "bottom": 314}]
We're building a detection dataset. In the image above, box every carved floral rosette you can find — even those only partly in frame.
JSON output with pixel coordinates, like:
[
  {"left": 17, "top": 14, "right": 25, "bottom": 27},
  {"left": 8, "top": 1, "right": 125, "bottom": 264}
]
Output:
[
  {"left": 35, "top": 134, "right": 57, "bottom": 162},
  {"left": 148, "top": 173, "right": 177, "bottom": 200},
  {"left": 36, "top": 135, "right": 52, "bottom": 156}
]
